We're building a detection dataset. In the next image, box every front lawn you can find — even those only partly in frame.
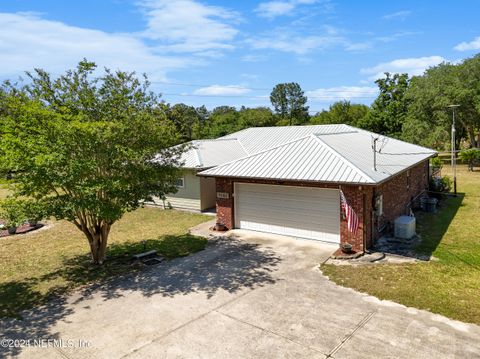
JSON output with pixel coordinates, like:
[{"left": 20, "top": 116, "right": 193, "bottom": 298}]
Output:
[
  {"left": 0, "top": 208, "right": 210, "bottom": 318},
  {"left": 322, "top": 165, "right": 480, "bottom": 325}
]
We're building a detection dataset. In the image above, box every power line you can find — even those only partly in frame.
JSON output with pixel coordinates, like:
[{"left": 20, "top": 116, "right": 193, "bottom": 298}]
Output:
[
  {"left": 150, "top": 80, "right": 378, "bottom": 95},
  {"left": 161, "top": 92, "right": 376, "bottom": 99}
]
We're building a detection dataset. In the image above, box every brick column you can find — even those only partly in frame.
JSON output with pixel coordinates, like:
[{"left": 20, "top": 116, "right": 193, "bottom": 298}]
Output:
[
  {"left": 340, "top": 185, "right": 371, "bottom": 253},
  {"left": 215, "top": 178, "right": 234, "bottom": 229}
]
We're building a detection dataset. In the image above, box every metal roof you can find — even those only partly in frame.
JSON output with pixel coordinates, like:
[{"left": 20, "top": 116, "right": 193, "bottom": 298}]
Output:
[
  {"left": 198, "top": 125, "right": 437, "bottom": 184},
  {"left": 220, "top": 124, "right": 354, "bottom": 154},
  {"left": 178, "top": 138, "right": 248, "bottom": 169}
]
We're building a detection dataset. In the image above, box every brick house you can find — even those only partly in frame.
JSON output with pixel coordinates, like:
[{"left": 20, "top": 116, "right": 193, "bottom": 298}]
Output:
[{"left": 196, "top": 124, "right": 436, "bottom": 253}]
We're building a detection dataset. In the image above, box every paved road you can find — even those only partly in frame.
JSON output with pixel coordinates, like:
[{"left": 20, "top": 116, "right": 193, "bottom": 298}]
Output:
[{"left": 1, "top": 230, "right": 479, "bottom": 358}]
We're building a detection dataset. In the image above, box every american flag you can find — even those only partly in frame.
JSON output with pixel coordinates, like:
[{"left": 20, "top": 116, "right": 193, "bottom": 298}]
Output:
[{"left": 340, "top": 190, "right": 359, "bottom": 234}]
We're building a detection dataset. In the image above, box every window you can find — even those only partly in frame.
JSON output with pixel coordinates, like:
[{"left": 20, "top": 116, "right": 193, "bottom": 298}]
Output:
[
  {"left": 375, "top": 195, "right": 383, "bottom": 216},
  {"left": 176, "top": 177, "right": 185, "bottom": 188}
]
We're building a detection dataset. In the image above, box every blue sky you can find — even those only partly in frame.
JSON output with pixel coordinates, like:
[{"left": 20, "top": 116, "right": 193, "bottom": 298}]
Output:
[{"left": 1, "top": 0, "right": 479, "bottom": 112}]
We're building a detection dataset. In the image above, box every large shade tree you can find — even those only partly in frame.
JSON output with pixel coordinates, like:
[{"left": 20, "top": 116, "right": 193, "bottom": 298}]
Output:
[
  {"left": 0, "top": 60, "right": 183, "bottom": 264},
  {"left": 310, "top": 100, "right": 368, "bottom": 126},
  {"left": 403, "top": 55, "right": 480, "bottom": 149},
  {"left": 270, "top": 82, "right": 309, "bottom": 125},
  {"left": 358, "top": 73, "right": 410, "bottom": 139}
]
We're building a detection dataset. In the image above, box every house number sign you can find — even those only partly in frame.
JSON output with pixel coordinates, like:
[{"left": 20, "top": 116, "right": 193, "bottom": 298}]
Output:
[{"left": 216, "top": 192, "right": 229, "bottom": 199}]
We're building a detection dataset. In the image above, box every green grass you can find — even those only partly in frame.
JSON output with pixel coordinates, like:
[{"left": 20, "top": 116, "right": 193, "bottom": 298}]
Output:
[
  {"left": 0, "top": 208, "right": 210, "bottom": 318},
  {"left": 0, "top": 181, "right": 11, "bottom": 199},
  {"left": 322, "top": 165, "right": 480, "bottom": 325}
]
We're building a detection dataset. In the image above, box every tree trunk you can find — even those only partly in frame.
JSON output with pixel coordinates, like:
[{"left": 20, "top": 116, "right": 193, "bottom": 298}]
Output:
[
  {"left": 74, "top": 217, "right": 112, "bottom": 265},
  {"left": 467, "top": 126, "right": 476, "bottom": 148}
]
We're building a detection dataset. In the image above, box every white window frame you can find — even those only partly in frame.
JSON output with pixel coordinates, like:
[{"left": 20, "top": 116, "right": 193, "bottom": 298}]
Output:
[{"left": 176, "top": 176, "right": 185, "bottom": 188}]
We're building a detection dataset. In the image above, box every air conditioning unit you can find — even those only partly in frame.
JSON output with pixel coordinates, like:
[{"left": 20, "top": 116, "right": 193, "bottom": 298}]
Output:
[{"left": 394, "top": 216, "right": 416, "bottom": 239}]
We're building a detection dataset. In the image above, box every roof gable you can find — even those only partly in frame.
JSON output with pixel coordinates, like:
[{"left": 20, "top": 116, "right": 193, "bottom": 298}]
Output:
[{"left": 199, "top": 134, "right": 375, "bottom": 184}]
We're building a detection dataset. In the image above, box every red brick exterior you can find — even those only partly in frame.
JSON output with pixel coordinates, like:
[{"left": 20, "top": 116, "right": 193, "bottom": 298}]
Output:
[
  {"left": 213, "top": 160, "right": 429, "bottom": 253},
  {"left": 373, "top": 160, "right": 429, "bottom": 238}
]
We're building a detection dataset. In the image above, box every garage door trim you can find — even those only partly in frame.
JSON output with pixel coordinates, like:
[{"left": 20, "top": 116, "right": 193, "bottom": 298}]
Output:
[{"left": 233, "top": 182, "right": 340, "bottom": 244}]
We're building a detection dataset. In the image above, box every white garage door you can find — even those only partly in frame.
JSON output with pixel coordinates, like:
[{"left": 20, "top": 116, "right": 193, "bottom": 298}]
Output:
[{"left": 234, "top": 183, "right": 340, "bottom": 243}]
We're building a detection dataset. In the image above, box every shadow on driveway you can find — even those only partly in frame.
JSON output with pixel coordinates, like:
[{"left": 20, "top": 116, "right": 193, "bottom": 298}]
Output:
[{"left": 0, "top": 236, "right": 281, "bottom": 358}]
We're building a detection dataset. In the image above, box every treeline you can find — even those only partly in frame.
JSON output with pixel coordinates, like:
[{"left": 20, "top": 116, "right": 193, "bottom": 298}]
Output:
[{"left": 163, "top": 54, "right": 480, "bottom": 151}]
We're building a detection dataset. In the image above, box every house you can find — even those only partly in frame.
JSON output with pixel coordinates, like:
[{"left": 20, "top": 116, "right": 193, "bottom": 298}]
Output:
[
  {"left": 150, "top": 138, "right": 248, "bottom": 211},
  {"left": 195, "top": 124, "right": 436, "bottom": 253},
  {"left": 153, "top": 124, "right": 436, "bottom": 253}
]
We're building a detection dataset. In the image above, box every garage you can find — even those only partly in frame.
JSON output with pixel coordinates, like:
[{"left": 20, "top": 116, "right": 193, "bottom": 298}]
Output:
[{"left": 234, "top": 183, "right": 340, "bottom": 244}]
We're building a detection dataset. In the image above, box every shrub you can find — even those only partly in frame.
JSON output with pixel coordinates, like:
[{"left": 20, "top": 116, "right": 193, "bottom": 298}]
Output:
[
  {"left": 430, "top": 157, "right": 443, "bottom": 170},
  {"left": 429, "top": 176, "right": 452, "bottom": 193},
  {"left": 23, "top": 200, "right": 46, "bottom": 224},
  {"left": 459, "top": 149, "right": 480, "bottom": 171},
  {"left": 0, "top": 199, "right": 27, "bottom": 228}
]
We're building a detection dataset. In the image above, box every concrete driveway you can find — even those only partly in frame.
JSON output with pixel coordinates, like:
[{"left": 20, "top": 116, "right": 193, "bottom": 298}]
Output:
[{"left": 2, "top": 230, "right": 480, "bottom": 359}]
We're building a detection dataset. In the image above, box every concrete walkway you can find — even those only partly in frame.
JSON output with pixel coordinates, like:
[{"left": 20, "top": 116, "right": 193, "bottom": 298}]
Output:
[{"left": 1, "top": 230, "right": 479, "bottom": 358}]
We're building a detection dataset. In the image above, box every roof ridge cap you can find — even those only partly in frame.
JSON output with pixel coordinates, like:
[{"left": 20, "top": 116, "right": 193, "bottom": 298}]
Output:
[
  {"left": 200, "top": 134, "right": 313, "bottom": 173},
  {"left": 234, "top": 137, "right": 250, "bottom": 155},
  {"left": 311, "top": 134, "right": 376, "bottom": 183},
  {"left": 192, "top": 146, "right": 202, "bottom": 167},
  {"left": 349, "top": 126, "right": 437, "bottom": 154}
]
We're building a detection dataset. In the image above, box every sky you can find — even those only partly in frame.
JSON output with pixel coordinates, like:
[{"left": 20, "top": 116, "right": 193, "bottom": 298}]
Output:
[{"left": 1, "top": 0, "right": 479, "bottom": 113}]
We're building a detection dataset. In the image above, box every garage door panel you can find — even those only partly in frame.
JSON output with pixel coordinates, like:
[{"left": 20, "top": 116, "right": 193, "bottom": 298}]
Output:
[
  {"left": 236, "top": 206, "right": 338, "bottom": 222},
  {"left": 234, "top": 183, "right": 340, "bottom": 244}
]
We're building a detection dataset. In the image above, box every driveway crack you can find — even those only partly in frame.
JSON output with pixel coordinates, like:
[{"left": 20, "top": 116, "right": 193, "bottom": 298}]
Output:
[
  {"left": 119, "top": 288, "right": 257, "bottom": 358},
  {"left": 215, "top": 310, "right": 326, "bottom": 356},
  {"left": 326, "top": 310, "right": 377, "bottom": 358}
]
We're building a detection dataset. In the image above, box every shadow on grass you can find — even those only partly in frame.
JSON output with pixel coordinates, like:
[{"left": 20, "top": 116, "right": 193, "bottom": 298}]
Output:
[
  {"left": 414, "top": 193, "right": 465, "bottom": 256},
  {"left": 373, "top": 193, "right": 465, "bottom": 260},
  {"left": 0, "top": 233, "right": 280, "bottom": 357}
]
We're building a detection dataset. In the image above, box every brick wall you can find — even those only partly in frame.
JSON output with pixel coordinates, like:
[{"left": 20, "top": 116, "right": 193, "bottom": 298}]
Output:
[
  {"left": 374, "top": 160, "right": 429, "bottom": 237},
  {"left": 214, "top": 177, "right": 372, "bottom": 252},
  {"left": 215, "top": 178, "right": 234, "bottom": 229}
]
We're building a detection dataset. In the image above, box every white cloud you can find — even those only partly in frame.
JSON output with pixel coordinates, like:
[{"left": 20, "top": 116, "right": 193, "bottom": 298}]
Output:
[
  {"left": 307, "top": 86, "right": 378, "bottom": 102},
  {"left": 255, "top": 0, "right": 320, "bottom": 19},
  {"left": 193, "top": 85, "right": 251, "bottom": 96},
  {"left": 344, "top": 42, "right": 373, "bottom": 52},
  {"left": 241, "top": 54, "right": 268, "bottom": 62},
  {"left": 360, "top": 56, "right": 446, "bottom": 80},
  {"left": 246, "top": 32, "right": 344, "bottom": 55},
  {"left": 139, "top": 0, "right": 239, "bottom": 53},
  {"left": 454, "top": 36, "right": 480, "bottom": 51},
  {"left": 376, "top": 31, "right": 418, "bottom": 43},
  {"left": 0, "top": 12, "right": 193, "bottom": 80},
  {"left": 382, "top": 10, "right": 411, "bottom": 21}
]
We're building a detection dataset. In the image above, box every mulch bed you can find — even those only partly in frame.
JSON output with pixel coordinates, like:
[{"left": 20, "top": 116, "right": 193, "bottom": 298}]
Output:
[
  {"left": 331, "top": 247, "right": 364, "bottom": 259},
  {"left": 0, "top": 221, "right": 44, "bottom": 238}
]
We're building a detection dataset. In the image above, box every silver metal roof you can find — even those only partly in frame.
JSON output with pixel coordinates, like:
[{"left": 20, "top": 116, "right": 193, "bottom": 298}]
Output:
[
  {"left": 178, "top": 138, "right": 248, "bottom": 169},
  {"left": 220, "top": 124, "right": 354, "bottom": 154},
  {"left": 198, "top": 125, "right": 437, "bottom": 184}
]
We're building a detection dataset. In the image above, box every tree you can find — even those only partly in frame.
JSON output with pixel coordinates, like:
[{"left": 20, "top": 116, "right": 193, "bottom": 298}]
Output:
[
  {"left": 0, "top": 60, "right": 183, "bottom": 264},
  {"left": 270, "top": 82, "right": 309, "bottom": 125},
  {"left": 403, "top": 55, "right": 480, "bottom": 149},
  {"left": 205, "top": 106, "right": 240, "bottom": 138},
  {"left": 310, "top": 101, "right": 368, "bottom": 126},
  {"left": 165, "top": 103, "right": 204, "bottom": 141},
  {"left": 358, "top": 73, "right": 409, "bottom": 138},
  {"left": 238, "top": 106, "right": 276, "bottom": 128}
]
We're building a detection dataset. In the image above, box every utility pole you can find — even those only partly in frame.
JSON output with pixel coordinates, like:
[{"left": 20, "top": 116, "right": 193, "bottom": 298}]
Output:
[{"left": 448, "top": 104, "right": 460, "bottom": 196}]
